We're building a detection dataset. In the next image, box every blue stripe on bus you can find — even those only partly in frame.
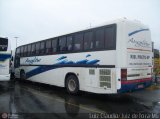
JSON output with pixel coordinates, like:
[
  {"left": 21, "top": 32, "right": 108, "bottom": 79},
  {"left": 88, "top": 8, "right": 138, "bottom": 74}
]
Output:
[
  {"left": 86, "top": 59, "right": 100, "bottom": 64},
  {"left": 76, "top": 59, "right": 88, "bottom": 64},
  {"left": 25, "top": 58, "right": 100, "bottom": 78},
  {"left": 57, "top": 56, "right": 67, "bottom": 61},
  {"left": 117, "top": 80, "right": 152, "bottom": 93},
  {"left": 128, "top": 29, "right": 149, "bottom": 36},
  {"left": 26, "top": 64, "right": 102, "bottom": 79},
  {"left": 0, "top": 54, "right": 11, "bottom": 61},
  {"left": 26, "top": 65, "right": 59, "bottom": 79}
]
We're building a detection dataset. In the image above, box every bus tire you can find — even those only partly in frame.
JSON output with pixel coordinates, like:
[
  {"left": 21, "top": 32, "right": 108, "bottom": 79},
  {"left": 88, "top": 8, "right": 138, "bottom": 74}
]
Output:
[
  {"left": 66, "top": 75, "right": 79, "bottom": 95},
  {"left": 20, "top": 70, "right": 26, "bottom": 80}
]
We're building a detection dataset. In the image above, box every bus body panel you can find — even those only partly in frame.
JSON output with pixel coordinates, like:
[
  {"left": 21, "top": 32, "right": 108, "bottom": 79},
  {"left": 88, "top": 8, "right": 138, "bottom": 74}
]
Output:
[
  {"left": 117, "top": 21, "right": 152, "bottom": 93},
  {"left": 0, "top": 37, "right": 11, "bottom": 81},
  {"left": 15, "top": 50, "right": 117, "bottom": 94},
  {"left": 16, "top": 67, "right": 117, "bottom": 94}
]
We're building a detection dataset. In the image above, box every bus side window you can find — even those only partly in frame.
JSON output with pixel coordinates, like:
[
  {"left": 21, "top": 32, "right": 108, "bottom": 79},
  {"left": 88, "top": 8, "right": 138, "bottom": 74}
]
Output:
[
  {"left": 31, "top": 44, "right": 36, "bottom": 55},
  {"left": 35, "top": 42, "right": 40, "bottom": 55},
  {"left": 16, "top": 47, "right": 20, "bottom": 57},
  {"left": 95, "top": 28, "right": 105, "bottom": 49},
  {"left": 24, "top": 45, "right": 28, "bottom": 57},
  {"left": 59, "top": 37, "right": 67, "bottom": 52},
  {"left": 105, "top": 26, "right": 116, "bottom": 50},
  {"left": 67, "top": 36, "right": 73, "bottom": 51},
  {"left": 20, "top": 46, "right": 24, "bottom": 57},
  {"left": 84, "top": 31, "right": 94, "bottom": 50},
  {"left": 40, "top": 41, "right": 45, "bottom": 55},
  {"left": 52, "top": 39, "right": 58, "bottom": 53},
  {"left": 0, "top": 38, "right": 8, "bottom": 51},
  {"left": 27, "top": 44, "right": 31, "bottom": 56},
  {"left": 73, "top": 33, "right": 83, "bottom": 51},
  {"left": 46, "top": 39, "right": 52, "bottom": 54}
]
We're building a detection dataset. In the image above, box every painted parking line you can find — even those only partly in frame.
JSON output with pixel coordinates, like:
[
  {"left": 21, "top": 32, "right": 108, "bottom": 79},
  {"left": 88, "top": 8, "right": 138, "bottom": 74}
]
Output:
[{"left": 22, "top": 86, "right": 106, "bottom": 114}]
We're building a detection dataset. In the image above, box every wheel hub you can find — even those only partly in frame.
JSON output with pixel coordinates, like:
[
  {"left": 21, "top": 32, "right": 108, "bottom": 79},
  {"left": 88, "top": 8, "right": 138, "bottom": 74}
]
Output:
[{"left": 68, "top": 79, "right": 76, "bottom": 92}]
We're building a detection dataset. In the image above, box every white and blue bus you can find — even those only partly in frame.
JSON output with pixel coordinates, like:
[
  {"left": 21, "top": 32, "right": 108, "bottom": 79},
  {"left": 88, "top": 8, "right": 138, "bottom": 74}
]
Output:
[
  {"left": 0, "top": 37, "right": 11, "bottom": 81},
  {"left": 14, "top": 19, "right": 153, "bottom": 94}
]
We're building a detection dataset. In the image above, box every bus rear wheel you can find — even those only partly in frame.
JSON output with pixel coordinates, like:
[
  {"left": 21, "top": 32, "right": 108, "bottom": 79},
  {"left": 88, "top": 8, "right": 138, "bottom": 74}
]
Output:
[{"left": 66, "top": 75, "right": 79, "bottom": 95}]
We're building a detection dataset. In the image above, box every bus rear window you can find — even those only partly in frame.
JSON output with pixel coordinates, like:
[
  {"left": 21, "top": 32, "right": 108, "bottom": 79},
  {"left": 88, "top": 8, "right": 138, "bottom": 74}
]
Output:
[{"left": 0, "top": 38, "right": 8, "bottom": 51}]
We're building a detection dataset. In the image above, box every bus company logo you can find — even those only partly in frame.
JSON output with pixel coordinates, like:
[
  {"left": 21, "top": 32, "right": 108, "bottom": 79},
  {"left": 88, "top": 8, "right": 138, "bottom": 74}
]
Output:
[
  {"left": 128, "top": 38, "right": 150, "bottom": 48},
  {"left": 25, "top": 57, "right": 41, "bottom": 64}
]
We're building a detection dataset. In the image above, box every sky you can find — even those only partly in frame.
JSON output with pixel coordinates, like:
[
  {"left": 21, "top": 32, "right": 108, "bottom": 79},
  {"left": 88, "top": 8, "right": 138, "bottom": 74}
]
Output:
[{"left": 0, "top": 0, "right": 160, "bottom": 50}]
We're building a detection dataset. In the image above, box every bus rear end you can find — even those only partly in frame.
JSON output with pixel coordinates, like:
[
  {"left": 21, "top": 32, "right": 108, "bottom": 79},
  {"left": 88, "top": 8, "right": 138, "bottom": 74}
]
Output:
[
  {"left": 0, "top": 37, "right": 11, "bottom": 81},
  {"left": 118, "top": 20, "right": 152, "bottom": 93}
]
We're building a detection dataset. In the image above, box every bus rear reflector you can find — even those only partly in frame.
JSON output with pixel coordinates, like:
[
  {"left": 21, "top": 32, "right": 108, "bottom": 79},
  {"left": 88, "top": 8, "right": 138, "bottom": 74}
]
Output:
[{"left": 121, "top": 69, "right": 127, "bottom": 80}]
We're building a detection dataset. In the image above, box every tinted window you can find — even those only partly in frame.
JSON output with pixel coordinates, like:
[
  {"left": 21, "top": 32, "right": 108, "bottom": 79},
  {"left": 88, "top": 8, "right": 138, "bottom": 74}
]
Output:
[
  {"left": 52, "top": 39, "right": 57, "bottom": 53},
  {"left": 105, "top": 26, "right": 116, "bottom": 50},
  {"left": 16, "top": 48, "right": 20, "bottom": 56},
  {"left": 35, "top": 42, "right": 40, "bottom": 55},
  {"left": 59, "top": 37, "right": 66, "bottom": 51},
  {"left": 20, "top": 46, "right": 24, "bottom": 57},
  {"left": 95, "top": 28, "right": 105, "bottom": 49},
  {"left": 74, "top": 33, "right": 83, "bottom": 51},
  {"left": 46, "top": 40, "right": 52, "bottom": 54},
  {"left": 84, "top": 31, "right": 93, "bottom": 50},
  {"left": 40, "top": 41, "right": 45, "bottom": 55},
  {"left": 31, "top": 44, "right": 36, "bottom": 55},
  {"left": 0, "top": 38, "right": 8, "bottom": 51},
  {"left": 24, "top": 45, "right": 28, "bottom": 56},
  {"left": 67, "top": 36, "right": 73, "bottom": 51},
  {"left": 27, "top": 45, "right": 31, "bottom": 56}
]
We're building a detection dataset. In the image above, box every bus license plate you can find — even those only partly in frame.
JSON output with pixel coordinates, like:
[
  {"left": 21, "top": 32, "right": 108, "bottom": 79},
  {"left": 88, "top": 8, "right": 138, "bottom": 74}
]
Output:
[{"left": 138, "top": 84, "right": 144, "bottom": 89}]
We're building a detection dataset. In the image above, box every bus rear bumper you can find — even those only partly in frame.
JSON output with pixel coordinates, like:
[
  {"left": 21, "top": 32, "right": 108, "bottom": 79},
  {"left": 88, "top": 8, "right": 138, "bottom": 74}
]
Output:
[
  {"left": 0, "top": 74, "right": 10, "bottom": 81},
  {"left": 117, "top": 78, "right": 152, "bottom": 93}
]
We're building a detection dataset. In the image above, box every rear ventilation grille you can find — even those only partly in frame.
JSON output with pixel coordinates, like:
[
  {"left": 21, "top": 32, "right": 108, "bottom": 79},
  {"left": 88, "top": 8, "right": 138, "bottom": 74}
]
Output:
[
  {"left": 89, "top": 69, "right": 95, "bottom": 75},
  {"left": 99, "top": 69, "right": 111, "bottom": 88},
  {"left": 100, "top": 76, "right": 111, "bottom": 82},
  {"left": 100, "top": 69, "right": 111, "bottom": 75}
]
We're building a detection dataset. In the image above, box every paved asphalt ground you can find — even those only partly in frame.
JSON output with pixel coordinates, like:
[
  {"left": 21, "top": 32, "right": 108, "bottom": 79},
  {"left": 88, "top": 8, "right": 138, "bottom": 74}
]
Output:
[{"left": 0, "top": 80, "right": 160, "bottom": 119}]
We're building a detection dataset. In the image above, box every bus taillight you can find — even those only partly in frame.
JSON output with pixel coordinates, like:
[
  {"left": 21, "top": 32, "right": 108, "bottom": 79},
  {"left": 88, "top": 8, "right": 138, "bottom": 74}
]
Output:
[{"left": 121, "top": 69, "right": 127, "bottom": 80}]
